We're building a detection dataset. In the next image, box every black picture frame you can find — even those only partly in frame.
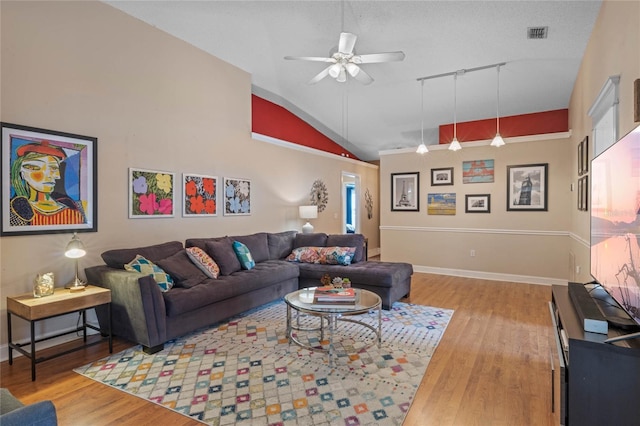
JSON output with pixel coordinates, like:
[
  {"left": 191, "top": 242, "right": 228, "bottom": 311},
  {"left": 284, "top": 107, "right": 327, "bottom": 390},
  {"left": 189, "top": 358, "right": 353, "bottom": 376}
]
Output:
[
  {"left": 578, "top": 175, "right": 589, "bottom": 211},
  {"left": 391, "top": 172, "right": 419, "bottom": 211},
  {"left": 578, "top": 136, "right": 589, "bottom": 176},
  {"left": 506, "top": 163, "right": 548, "bottom": 211},
  {"left": 1, "top": 122, "right": 97, "bottom": 236},
  {"left": 431, "top": 167, "right": 454, "bottom": 186},
  {"left": 465, "top": 194, "right": 491, "bottom": 213}
]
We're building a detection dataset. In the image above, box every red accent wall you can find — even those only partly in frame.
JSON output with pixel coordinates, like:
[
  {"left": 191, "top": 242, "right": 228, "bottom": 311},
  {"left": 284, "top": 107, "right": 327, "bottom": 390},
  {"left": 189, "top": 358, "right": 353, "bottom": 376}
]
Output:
[
  {"left": 438, "top": 109, "right": 568, "bottom": 144},
  {"left": 251, "top": 95, "right": 359, "bottom": 160}
]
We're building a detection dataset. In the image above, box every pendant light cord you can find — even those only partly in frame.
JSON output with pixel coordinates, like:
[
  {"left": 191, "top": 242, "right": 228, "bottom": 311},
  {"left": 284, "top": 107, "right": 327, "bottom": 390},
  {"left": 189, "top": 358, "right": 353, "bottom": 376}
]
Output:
[
  {"left": 453, "top": 73, "right": 458, "bottom": 140},
  {"left": 421, "top": 80, "right": 425, "bottom": 144},
  {"left": 496, "top": 64, "right": 501, "bottom": 134}
]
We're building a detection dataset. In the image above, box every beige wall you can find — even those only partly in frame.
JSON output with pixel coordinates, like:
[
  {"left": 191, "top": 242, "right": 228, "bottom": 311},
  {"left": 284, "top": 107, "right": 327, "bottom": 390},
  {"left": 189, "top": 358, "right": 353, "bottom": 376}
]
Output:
[
  {"left": 380, "top": 137, "right": 571, "bottom": 283},
  {"left": 0, "top": 1, "right": 379, "bottom": 348},
  {"left": 568, "top": 0, "right": 640, "bottom": 283}
]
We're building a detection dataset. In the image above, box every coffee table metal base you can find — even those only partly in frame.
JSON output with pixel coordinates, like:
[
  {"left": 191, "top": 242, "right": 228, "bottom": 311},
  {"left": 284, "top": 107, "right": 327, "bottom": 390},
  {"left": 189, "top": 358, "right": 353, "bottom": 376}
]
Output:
[{"left": 285, "top": 302, "right": 381, "bottom": 367}]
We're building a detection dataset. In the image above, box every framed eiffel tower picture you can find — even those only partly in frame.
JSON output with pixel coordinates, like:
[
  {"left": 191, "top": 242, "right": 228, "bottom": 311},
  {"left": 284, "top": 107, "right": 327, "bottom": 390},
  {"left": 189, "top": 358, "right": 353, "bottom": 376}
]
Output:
[{"left": 391, "top": 172, "right": 419, "bottom": 211}]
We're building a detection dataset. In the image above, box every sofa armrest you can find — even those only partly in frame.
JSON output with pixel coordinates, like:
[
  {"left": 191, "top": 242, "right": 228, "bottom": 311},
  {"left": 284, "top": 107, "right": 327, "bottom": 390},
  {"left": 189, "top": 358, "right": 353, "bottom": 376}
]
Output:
[
  {"left": 1, "top": 401, "right": 57, "bottom": 426},
  {"left": 85, "top": 265, "right": 167, "bottom": 349}
]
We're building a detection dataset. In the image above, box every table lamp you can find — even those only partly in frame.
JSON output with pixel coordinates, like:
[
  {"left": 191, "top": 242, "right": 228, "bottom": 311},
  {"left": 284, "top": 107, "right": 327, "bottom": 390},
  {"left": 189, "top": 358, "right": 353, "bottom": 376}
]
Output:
[
  {"left": 299, "top": 205, "right": 318, "bottom": 234},
  {"left": 64, "top": 232, "right": 87, "bottom": 291}
]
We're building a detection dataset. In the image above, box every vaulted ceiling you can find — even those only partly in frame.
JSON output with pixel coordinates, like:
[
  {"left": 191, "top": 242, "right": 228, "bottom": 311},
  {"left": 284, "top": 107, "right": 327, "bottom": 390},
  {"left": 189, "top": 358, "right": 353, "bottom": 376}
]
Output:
[{"left": 106, "top": 1, "right": 602, "bottom": 161}]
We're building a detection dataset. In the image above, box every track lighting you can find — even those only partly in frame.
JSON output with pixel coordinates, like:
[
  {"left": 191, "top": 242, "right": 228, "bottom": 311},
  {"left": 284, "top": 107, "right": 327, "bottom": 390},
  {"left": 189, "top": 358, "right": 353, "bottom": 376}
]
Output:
[
  {"left": 416, "top": 80, "right": 429, "bottom": 154},
  {"left": 491, "top": 64, "right": 506, "bottom": 147},
  {"left": 449, "top": 72, "right": 462, "bottom": 151}
]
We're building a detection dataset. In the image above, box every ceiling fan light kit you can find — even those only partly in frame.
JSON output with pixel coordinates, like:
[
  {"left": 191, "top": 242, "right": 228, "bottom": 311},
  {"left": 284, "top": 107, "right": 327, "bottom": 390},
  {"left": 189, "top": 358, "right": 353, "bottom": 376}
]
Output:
[{"left": 285, "top": 32, "right": 405, "bottom": 85}]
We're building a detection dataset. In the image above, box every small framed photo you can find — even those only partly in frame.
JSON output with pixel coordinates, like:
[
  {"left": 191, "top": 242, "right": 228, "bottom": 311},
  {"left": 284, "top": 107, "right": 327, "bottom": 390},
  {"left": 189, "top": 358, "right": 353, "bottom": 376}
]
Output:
[
  {"left": 431, "top": 167, "right": 454, "bottom": 186},
  {"left": 1, "top": 122, "right": 97, "bottom": 236},
  {"left": 129, "top": 168, "right": 175, "bottom": 218},
  {"left": 391, "top": 172, "right": 419, "bottom": 211},
  {"left": 465, "top": 194, "right": 491, "bottom": 213},
  {"left": 579, "top": 136, "right": 589, "bottom": 176},
  {"left": 578, "top": 175, "right": 589, "bottom": 211},
  {"left": 224, "top": 177, "right": 251, "bottom": 216},
  {"left": 507, "top": 163, "right": 548, "bottom": 211},
  {"left": 183, "top": 173, "right": 218, "bottom": 217}
]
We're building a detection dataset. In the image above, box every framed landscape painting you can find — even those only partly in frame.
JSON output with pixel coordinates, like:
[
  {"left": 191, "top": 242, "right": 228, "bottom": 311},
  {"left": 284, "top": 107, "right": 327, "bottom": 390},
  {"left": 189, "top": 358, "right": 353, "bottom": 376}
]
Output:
[
  {"left": 1, "top": 122, "right": 97, "bottom": 236},
  {"left": 507, "top": 163, "right": 548, "bottom": 211},
  {"left": 224, "top": 177, "right": 251, "bottom": 216},
  {"left": 129, "top": 168, "right": 175, "bottom": 218},
  {"left": 427, "top": 193, "right": 456, "bottom": 215},
  {"left": 391, "top": 172, "right": 419, "bottom": 211},
  {"left": 183, "top": 173, "right": 218, "bottom": 217}
]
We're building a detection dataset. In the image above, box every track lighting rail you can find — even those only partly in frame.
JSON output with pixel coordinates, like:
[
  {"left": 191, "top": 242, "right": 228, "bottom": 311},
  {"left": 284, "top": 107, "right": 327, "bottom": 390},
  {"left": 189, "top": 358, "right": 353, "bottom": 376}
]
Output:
[{"left": 416, "top": 62, "right": 507, "bottom": 82}]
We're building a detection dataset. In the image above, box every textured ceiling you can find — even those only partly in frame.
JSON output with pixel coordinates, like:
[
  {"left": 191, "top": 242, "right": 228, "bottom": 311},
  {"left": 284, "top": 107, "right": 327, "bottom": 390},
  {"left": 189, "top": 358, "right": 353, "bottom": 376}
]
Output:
[{"left": 105, "top": 0, "right": 602, "bottom": 161}]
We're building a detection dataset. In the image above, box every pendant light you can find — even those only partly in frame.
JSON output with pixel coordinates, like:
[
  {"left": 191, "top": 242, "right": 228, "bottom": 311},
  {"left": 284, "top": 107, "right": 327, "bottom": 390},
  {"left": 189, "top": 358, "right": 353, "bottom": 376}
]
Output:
[
  {"left": 416, "top": 79, "right": 429, "bottom": 154},
  {"left": 491, "top": 64, "right": 506, "bottom": 147},
  {"left": 449, "top": 72, "right": 462, "bottom": 151}
]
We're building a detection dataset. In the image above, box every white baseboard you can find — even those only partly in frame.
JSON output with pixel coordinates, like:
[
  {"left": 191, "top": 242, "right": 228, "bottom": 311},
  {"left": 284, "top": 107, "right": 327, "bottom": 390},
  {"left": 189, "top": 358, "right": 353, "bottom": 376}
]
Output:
[
  {"left": 413, "top": 264, "right": 567, "bottom": 286},
  {"left": 0, "top": 326, "right": 100, "bottom": 363}
]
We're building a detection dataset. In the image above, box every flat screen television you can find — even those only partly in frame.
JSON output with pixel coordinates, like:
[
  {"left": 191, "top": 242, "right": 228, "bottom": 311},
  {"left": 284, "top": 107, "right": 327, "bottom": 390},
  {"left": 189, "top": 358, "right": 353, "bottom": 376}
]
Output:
[{"left": 590, "top": 124, "right": 640, "bottom": 329}]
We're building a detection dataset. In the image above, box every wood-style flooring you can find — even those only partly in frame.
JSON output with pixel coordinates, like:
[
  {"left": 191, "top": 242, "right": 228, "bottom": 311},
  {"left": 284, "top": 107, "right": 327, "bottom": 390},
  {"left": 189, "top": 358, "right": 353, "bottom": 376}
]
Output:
[{"left": 1, "top": 273, "right": 558, "bottom": 425}]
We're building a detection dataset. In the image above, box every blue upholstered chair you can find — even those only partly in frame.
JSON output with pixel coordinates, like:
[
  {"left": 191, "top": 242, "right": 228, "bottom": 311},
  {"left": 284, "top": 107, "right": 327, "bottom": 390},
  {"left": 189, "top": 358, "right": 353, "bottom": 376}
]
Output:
[{"left": 0, "top": 388, "right": 58, "bottom": 426}]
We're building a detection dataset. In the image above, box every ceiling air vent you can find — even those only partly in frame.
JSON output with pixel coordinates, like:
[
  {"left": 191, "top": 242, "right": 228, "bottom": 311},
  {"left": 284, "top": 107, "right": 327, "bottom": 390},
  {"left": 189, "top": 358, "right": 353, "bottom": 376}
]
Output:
[{"left": 527, "top": 26, "right": 548, "bottom": 39}]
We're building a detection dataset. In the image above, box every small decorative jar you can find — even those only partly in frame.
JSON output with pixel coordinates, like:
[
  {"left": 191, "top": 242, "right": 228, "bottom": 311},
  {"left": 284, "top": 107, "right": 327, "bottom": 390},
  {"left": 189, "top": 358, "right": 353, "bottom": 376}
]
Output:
[{"left": 34, "top": 272, "right": 55, "bottom": 297}]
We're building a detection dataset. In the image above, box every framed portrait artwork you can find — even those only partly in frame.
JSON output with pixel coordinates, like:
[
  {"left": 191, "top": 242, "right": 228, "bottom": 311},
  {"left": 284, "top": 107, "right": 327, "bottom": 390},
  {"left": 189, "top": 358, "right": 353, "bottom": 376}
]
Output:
[
  {"left": 183, "top": 173, "right": 218, "bottom": 217},
  {"left": 465, "top": 194, "right": 491, "bottom": 213},
  {"left": 224, "top": 177, "right": 251, "bottom": 216},
  {"left": 129, "top": 168, "right": 175, "bottom": 218},
  {"left": 506, "top": 163, "right": 548, "bottom": 211},
  {"left": 1, "top": 122, "right": 97, "bottom": 236},
  {"left": 391, "top": 172, "right": 419, "bottom": 211},
  {"left": 578, "top": 136, "right": 589, "bottom": 176},
  {"left": 431, "top": 167, "right": 454, "bottom": 186}
]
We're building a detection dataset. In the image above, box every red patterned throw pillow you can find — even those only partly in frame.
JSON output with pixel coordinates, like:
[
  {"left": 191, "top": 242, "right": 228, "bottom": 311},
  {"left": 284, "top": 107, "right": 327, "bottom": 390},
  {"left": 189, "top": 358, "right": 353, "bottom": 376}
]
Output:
[{"left": 186, "top": 246, "right": 220, "bottom": 279}]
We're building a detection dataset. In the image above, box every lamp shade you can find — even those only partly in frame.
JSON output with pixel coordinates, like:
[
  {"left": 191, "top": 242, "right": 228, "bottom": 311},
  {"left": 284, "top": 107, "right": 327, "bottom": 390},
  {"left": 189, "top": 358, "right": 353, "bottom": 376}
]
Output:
[
  {"left": 65, "top": 233, "right": 86, "bottom": 259},
  {"left": 299, "top": 205, "right": 318, "bottom": 219}
]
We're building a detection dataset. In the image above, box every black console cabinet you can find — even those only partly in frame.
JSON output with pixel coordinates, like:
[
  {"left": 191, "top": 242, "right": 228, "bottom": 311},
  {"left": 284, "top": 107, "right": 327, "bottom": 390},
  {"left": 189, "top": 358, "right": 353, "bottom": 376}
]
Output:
[{"left": 549, "top": 285, "right": 640, "bottom": 426}]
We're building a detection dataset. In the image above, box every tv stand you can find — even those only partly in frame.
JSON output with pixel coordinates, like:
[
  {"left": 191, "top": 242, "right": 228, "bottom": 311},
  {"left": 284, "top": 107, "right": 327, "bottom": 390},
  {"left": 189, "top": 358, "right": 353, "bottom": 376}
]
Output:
[{"left": 550, "top": 285, "right": 640, "bottom": 426}]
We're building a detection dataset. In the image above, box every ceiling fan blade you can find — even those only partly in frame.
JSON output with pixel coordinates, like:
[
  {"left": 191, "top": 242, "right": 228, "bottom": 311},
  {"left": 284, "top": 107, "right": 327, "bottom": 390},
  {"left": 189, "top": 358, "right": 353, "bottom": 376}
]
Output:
[
  {"left": 353, "top": 67, "right": 374, "bottom": 85},
  {"left": 354, "top": 51, "right": 406, "bottom": 64},
  {"left": 308, "top": 65, "right": 332, "bottom": 84},
  {"left": 284, "top": 56, "right": 335, "bottom": 63},
  {"left": 338, "top": 32, "right": 357, "bottom": 54}
]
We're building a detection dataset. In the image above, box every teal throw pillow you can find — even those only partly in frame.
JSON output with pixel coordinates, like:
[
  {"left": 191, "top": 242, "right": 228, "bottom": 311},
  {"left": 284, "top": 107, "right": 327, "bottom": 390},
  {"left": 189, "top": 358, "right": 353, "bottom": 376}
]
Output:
[
  {"left": 233, "top": 241, "right": 255, "bottom": 270},
  {"left": 124, "top": 254, "right": 174, "bottom": 292}
]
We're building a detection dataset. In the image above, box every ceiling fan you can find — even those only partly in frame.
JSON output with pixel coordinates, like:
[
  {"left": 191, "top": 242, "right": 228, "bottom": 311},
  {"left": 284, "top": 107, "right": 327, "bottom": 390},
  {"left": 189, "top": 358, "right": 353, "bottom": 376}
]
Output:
[{"left": 285, "top": 32, "right": 405, "bottom": 85}]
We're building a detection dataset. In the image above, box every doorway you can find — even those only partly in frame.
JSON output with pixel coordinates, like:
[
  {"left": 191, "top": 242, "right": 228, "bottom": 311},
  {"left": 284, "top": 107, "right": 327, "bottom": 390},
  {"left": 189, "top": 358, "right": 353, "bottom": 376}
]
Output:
[{"left": 342, "top": 172, "right": 361, "bottom": 234}]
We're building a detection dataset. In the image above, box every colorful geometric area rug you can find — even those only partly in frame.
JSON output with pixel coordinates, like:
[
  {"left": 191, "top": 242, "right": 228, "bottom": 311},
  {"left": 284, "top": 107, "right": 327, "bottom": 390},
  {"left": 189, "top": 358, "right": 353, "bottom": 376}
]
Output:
[{"left": 75, "top": 300, "right": 453, "bottom": 425}]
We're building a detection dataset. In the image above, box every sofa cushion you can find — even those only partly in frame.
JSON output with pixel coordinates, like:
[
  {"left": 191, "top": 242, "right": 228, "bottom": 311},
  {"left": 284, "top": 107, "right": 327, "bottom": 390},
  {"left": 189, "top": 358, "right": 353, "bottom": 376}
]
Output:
[
  {"left": 231, "top": 232, "right": 270, "bottom": 263},
  {"left": 102, "top": 241, "right": 183, "bottom": 269},
  {"left": 233, "top": 241, "right": 255, "bottom": 270},
  {"left": 163, "top": 260, "right": 299, "bottom": 317},
  {"left": 205, "top": 238, "right": 241, "bottom": 275},
  {"left": 156, "top": 249, "right": 208, "bottom": 289},
  {"left": 286, "top": 246, "right": 356, "bottom": 265},
  {"left": 185, "top": 247, "right": 220, "bottom": 279},
  {"left": 184, "top": 236, "right": 227, "bottom": 252},
  {"left": 124, "top": 255, "right": 174, "bottom": 292},
  {"left": 293, "top": 232, "right": 328, "bottom": 249},
  {"left": 326, "top": 233, "right": 365, "bottom": 263},
  {"left": 267, "top": 230, "right": 297, "bottom": 259}
]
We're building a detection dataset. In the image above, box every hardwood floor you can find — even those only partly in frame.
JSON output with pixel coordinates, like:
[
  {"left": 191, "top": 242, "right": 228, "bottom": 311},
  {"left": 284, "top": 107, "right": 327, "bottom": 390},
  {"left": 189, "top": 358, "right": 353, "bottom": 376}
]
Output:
[{"left": 1, "top": 273, "right": 558, "bottom": 425}]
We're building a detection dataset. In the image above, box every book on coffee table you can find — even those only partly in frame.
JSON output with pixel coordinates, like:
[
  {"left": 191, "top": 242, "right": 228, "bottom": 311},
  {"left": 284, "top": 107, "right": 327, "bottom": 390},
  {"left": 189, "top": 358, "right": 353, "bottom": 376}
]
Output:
[{"left": 313, "top": 286, "right": 356, "bottom": 305}]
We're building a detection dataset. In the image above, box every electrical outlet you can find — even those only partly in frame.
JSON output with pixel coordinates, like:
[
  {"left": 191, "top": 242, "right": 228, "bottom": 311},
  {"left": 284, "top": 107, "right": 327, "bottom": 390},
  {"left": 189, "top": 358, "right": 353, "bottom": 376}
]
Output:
[
  {"left": 470, "top": 249, "right": 476, "bottom": 257},
  {"left": 576, "top": 265, "right": 581, "bottom": 274}
]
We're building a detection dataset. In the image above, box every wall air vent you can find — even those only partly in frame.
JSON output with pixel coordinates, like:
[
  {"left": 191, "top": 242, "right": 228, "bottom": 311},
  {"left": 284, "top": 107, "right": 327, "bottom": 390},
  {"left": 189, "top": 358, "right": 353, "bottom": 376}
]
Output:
[{"left": 527, "top": 26, "right": 548, "bottom": 39}]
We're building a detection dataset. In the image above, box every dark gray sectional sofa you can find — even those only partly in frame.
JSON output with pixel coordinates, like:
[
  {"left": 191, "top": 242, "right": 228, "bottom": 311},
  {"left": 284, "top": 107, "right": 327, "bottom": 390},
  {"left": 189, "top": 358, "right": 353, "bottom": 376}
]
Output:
[{"left": 85, "top": 231, "right": 412, "bottom": 353}]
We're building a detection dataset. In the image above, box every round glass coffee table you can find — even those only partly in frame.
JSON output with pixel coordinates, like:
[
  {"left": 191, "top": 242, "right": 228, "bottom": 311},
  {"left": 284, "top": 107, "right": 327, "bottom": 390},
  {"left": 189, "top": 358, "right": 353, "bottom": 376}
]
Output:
[{"left": 284, "top": 287, "right": 382, "bottom": 366}]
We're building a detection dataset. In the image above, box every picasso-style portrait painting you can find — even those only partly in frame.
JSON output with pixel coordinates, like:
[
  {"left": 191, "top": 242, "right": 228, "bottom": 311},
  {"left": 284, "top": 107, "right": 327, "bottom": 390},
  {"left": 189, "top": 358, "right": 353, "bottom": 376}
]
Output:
[{"left": 1, "top": 123, "right": 97, "bottom": 236}]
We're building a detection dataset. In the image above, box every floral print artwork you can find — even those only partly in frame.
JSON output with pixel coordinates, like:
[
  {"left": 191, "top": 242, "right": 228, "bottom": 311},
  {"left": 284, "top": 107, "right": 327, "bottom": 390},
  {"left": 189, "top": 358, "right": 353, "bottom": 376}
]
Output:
[
  {"left": 129, "top": 168, "right": 174, "bottom": 218},
  {"left": 183, "top": 174, "right": 217, "bottom": 216},
  {"left": 224, "top": 177, "right": 251, "bottom": 216}
]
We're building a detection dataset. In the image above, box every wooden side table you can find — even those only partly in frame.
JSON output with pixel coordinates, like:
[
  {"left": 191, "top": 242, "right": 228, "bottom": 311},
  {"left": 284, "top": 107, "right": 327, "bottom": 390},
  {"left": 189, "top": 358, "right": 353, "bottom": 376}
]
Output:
[{"left": 6, "top": 285, "right": 112, "bottom": 381}]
